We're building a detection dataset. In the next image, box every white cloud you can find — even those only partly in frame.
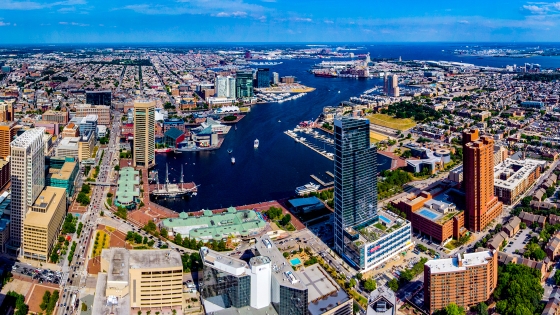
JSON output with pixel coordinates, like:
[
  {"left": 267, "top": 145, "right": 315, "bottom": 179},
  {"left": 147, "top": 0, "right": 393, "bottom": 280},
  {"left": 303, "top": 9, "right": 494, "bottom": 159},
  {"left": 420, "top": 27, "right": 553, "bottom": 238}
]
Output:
[
  {"left": 58, "top": 21, "right": 68, "bottom": 24},
  {"left": 0, "top": 0, "right": 86, "bottom": 10},
  {"left": 324, "top": 19, "right": 334, "bottom": 24},
  {"left": 0, "top": 21, "right": 11, "bottom": 26},
  {"left": 215, "top": 11, "right": 248, "bottom": 18},
  {"left": 523, "top": 4, "right": 548, "bottom": 14},
  {"left": 292, "top": 17, "right": 312, "bottom": 22},
  {"left": 458, "top": 20, "right": 469, "bottom": 24}
]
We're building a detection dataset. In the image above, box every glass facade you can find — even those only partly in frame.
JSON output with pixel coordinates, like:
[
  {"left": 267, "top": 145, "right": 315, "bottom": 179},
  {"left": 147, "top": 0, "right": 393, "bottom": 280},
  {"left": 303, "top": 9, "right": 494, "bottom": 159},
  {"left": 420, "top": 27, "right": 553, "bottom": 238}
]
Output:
[
  {"left": 200, "top": 265, "right": 251, "bottom": 309},
  {"left": 275, "top": 286, "right": 308, "bottom": 315},
  {"left": 256, "top": 68, "right": 270, "bottom": 88},
  {"left": 333, "top": 117, "right": 378, "bottom": 255},
  {"left": 86, "top": 91, "right": 112, "bottom": 106},
  {"left": 236, "top": 70, "right": 254, "bottom": 98}
]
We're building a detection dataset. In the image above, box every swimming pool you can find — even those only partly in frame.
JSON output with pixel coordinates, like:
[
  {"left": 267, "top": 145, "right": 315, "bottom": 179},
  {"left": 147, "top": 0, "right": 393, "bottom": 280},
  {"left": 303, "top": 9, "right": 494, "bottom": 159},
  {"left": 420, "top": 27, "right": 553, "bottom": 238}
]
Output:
[
  {"left": 379, "top": 215, "right": 391, "bottom": 224},
  {"left": 290, "top": 258, "right": 302, "bottom": 266},
  {"left": 418, "top": 208, "right": 441, "bottom": 220}
]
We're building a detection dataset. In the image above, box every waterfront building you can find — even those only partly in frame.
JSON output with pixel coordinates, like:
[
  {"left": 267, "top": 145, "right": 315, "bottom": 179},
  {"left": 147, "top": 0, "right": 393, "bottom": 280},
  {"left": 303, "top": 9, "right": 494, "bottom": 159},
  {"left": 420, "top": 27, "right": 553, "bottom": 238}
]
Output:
[
  {"left": 384, "top": 74, "right": 399, "bottom": 97},
  {"left": 281, "top": 76, "right": 295, "bottom": 84},
  {"left": 333, "top": 117, "right": 378, "bottom": 256},
  {"left": 163, "top": 128, "right": 185, "bottom": 149},
  {"left": 199, "top": 235, "right": 352, "bottom": 315},
  {"left": 92, "top": 248, "right": 183, "bottom": 314},
  {"left": 162, "top": 118, "right": 185, "bottom": 133},
  {"left": 0, "top": 192, "right": 10, "bottom": 253},
  {"left": 42, "top": 110, "right": 69, "bottom": 124},
  {"left": 133, "top": 100, "right": 155, "bottom": 168},
  {"left": 45, "top": 157, "right": 79, "bottom": 198},
  {"left": 86, "top": 90, "right": 112, "bottom": 106},
  {"left": 10, "top": 128, "right": 45, "bottom": 252},
  {"left": 366, "top": 286, "right": 397, "bottom": 315},
  {"left": 61, "top": 123, "right": 79, "bottom": 138},
  {"left": 162, "top": 207, "right": 266, "bottom": 241},
  {"left": 256, "top": 68, "right": 270, "bottom": 88},
  {"left": 272, "top": 72, "right": 279, "bottom": 85},
  {"left": 70, "top": 114, "right": 98, "bottom": 137},
  {"left": 424, "top": 250, "right": 498, "bottom": 314},
  {"left": 494, "top": 158, "right": 546, "bottom": 205},
  {"left": 215, "top": 75, "right": 236, "bottom": 98},
  {"left": 75, "top": 104, "right": 111, "bottom": 125},
  {"left": 115, "top": 167, "right": 140, "bottom": 209},
  {"left": 236, "top": 70, "right": 254, "bottom": 98},
  {"left": 0, "top": 102, "right": 13, "bottom": 122},
  {"left": 22, "top": 186, "right": 66, "bottom": 262},
  {"left": 463, "top": 129, "right": 503, "bottom": 232},
  {"left": 0, "top": 121, "right": 17, "bottom": 160}
]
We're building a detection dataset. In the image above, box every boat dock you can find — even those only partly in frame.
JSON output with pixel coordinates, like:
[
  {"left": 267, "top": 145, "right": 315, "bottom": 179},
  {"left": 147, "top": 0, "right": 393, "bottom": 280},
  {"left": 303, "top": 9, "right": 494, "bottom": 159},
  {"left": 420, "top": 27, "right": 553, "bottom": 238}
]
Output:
[
  {"left": 326, "top": 171, "right": 334, "bottom": 178},
  {"left": 284, "top": 130, "right": 334, "bottom": 161},
  {"left": 310, "top": 174, "right": 333, "bottom": 187}
]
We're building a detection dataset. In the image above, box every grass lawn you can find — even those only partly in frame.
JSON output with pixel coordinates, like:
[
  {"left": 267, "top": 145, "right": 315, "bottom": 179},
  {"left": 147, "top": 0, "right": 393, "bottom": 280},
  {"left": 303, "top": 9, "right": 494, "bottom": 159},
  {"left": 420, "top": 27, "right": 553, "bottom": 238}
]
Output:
[
  {"left": 92, "top": 230, "right": 110, "bottom": 257},
  {"left": 91, "top": 146, "right": 99, "bottom": 158},
  {"left": 370, "top": 131, "right": 389, "bottom": 143},
  {"left": 367, "top": 113, "right": 417, "bottom": 131}
]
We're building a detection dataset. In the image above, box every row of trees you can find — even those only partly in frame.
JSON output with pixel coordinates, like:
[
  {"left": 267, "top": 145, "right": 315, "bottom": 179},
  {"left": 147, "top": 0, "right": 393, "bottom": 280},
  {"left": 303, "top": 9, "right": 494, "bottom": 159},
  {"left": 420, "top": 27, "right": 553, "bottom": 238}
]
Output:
[
  {"left": 40, "top": 290, "right": 60, "bottom": 315},
  {"left": 61, "top": 213, "right": 78, "bottom": 234}
]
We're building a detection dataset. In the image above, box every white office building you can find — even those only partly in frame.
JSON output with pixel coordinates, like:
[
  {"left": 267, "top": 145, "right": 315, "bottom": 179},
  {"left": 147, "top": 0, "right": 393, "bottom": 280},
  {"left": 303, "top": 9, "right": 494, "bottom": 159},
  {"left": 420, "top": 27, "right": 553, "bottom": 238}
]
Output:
[
  {"left": 215, "top": 76, "right": 236, "bottom": 99},
  {"left": 10, "top": 128, "right": 45, "bottom": 252}
]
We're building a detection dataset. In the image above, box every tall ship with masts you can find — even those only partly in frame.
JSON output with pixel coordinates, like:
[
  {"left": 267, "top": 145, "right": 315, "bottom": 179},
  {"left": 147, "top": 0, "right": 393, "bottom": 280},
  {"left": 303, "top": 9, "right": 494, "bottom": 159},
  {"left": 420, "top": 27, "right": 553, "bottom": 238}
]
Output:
[{"left": 150, "top": 164, "right": 198, "bottom": 198}]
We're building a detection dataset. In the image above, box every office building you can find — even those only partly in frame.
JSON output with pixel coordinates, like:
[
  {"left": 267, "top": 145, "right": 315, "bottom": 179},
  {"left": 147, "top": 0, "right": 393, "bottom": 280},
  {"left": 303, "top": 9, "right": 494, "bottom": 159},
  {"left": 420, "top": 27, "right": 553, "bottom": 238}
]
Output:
[
  {"left": 10, "top": 128, "right": 45, "bottom": 252},
  {"left": 0, "top": 160, "right": 9, "bottom": 190},
  {"left": 75, "top": 104, "right": 111, "bottom": 125},
  {"left": 42, "top": 110, "right": 69, "bottom": 124},
  {"left": 384, "top": 74, "right": 399, "bottom": 97},
  {"left": 46, "top": 157, "right": 79, "bottom": 198},
  {"left": 494, "top": 158, "right": 546, "bottom": 205},
  {"left": 200, "top": 235, "right": 352, "bottom": 315},
  {"left": 70, "top": 114, "right": 98, "bottom": 137},
  {"left": 86, "top": 90, "right": 112, "bottom": 106},
  {"left": 133, "top": 100, "right": 155, "bottom": 168},
  {"left": 333, "top": 117, "right": 378, "bottom": 256},
  {"left": 0, "top": 102, "right": 13, "bottom": 121},
  {"left": 22, "top": 186, "right": 66, "bottom": 262},
  {"left": 0, "top": 121, "right": 17, "bottom": 160},
  {"left": 366, "top": 286, "right": 397, "bottom": 315},
  {"left": 92, "top": 248, "right": 183, "bottom": 314},
  {"left": 215, "top": 76, "right": 236, "bottom": 99},
  {"left": 256, "top": 68, "right": 270, "bottom": 88},
  {"left": 272, "top": 72, "right": 279, "bottom": 85},
  {"left": 236, "top": 70, "right": 254, "bottom": 98},
  {"left": 462, "top": 129, "right": 503, "bottom": 232},
  {"left": 56, "top": 129, "right": 95, "bottom": 162},
  {"left": 61, "top": 123, "right": 80, "bottom": 138},
  {"left": 0, "top": 192, "right": 11, "bottom": 253},
  {"left": 424, "top": 250, "right": 498, "bottom": 314}
]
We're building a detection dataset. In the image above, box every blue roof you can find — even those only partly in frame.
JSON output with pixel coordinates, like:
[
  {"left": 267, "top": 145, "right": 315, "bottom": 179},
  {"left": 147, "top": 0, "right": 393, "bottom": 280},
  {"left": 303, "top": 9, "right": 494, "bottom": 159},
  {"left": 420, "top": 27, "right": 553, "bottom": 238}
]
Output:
[
  {"left": 164, "top": 127, "right": 184, "bottom": 139},
  {"left": 0, "top": 218, "right": 10, "bottom": 232},
  {"left": 288, "top": 196, "right": 322, "bottom": 208}
]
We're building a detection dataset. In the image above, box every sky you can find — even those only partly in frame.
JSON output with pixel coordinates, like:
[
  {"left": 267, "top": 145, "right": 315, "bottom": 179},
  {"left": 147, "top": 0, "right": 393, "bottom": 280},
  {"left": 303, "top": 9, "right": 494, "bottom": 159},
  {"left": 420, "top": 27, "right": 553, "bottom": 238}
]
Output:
[{"left": 1, "top": 0, "right": 560, "bottom": 43}]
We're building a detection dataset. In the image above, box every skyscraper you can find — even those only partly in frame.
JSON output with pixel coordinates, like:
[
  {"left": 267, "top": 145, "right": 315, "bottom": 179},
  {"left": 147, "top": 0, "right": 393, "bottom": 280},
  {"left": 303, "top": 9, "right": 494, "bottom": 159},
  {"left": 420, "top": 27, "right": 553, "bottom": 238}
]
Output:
[
  {"left": 10, "top": 127, "right": 45, "bottom": 252},
  {"left": 333, "top": 117, "right": 378, "bottom": 255},
  {"left": 384, "top": 74, "right": 399, "bottom": 97},
  {"left": 215, "top": 76, "right": 236, "bottom": 98},
  {"left": 463, "top": 129, "right": 503, "bottom": 232},
  {"left": 256, "top": 68, "right": 270, "bottom": 88},
  {"left": 133, "top": 100, "right": 155, "bottom": 168},
  {"left": 86, "top": 90, "right": 112, "bottom": 106},
  {"left": 0, "top": 121, "right": 16, "bottom": 160},
  {"left": 236, "top": 70, "right": 254, "bottom": 98}
]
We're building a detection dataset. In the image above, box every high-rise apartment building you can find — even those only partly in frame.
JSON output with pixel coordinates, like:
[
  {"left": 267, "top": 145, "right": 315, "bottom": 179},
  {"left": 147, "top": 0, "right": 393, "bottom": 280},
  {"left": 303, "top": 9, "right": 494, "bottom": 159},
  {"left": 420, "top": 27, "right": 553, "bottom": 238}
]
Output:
[
  {"left": 0, "top": 121, "right": 17, "bottom": 160},
  {"left": 22, "top": 186, "right": 66, "bottom": 262},
  {"left": 215, "top": 76, "right": 236, "bottom": 98},
  {"left": 463, "top": 129, "right": 503, "bottom": 232},
  {"left": 10, "top": 128, "right": 45, "bottom": 252},
  {"left": 236, "top": 70, "right": 254, "bottom": 98},
  {"left": 256, "top": 68, "right": 270, "bottom": 88},
  {"left": 133, "top": 100, "right": 155, "bottom": 168},
  {"left": 384, "top": 74, "right": 399, "bottom": 97},
  {"left": 75, "top": 104, "right": 111, "bottom": 125},
  {"left": 333, "top": 117, "right": 378, "bottom": 255},
  {"left": 272, "top": 72, "right": 279, "bottom": 85},
  {"left": 424, "top": 250, "right": 498, "bottom": 314}
]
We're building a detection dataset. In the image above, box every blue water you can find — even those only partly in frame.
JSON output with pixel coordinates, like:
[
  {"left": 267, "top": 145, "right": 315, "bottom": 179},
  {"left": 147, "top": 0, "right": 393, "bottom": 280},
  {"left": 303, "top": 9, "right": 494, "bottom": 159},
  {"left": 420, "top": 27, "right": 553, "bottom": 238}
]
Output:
[
  {"left": 290, "top": 258, "right": 302, "bottom": 266},
  {"left": 418, "top": 209, "right": 441, "bottom": 220},
  {"left": 151, "top": 43, "right": 560, "bottom": 212},
  {"left": 379, "top": 215, "right": 391, "bottom": 224}
]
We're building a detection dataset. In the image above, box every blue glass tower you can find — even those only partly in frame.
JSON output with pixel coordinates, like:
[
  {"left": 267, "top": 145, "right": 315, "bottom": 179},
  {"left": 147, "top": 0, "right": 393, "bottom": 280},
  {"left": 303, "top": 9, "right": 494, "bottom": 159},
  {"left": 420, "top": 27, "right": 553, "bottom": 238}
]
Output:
[{"left": 333, "top": 117, "right": 378, "bottom": 256}]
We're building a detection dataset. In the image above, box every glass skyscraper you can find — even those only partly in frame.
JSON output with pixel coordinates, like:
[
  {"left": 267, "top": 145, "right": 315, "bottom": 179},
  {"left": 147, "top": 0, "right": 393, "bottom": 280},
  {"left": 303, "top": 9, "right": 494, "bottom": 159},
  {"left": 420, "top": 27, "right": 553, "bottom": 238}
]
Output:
[
  {"left": 333, "top": 117, "right": 378, "bottom": 256},
  {"left": 235, "top": 70, "right": 254, "bottom": 98},
  {"left": 256, "top": 68, "right": 270, "bottom": 88}
]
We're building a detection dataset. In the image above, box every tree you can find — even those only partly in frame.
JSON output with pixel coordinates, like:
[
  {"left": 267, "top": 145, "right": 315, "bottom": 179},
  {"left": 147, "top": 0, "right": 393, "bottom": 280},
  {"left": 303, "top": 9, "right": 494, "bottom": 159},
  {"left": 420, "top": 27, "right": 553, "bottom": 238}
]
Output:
[
  {"left": 444, "top": 303, "right": 465, "bottom": 315},
  {"left": 265, "top": 207, "right": 283, "bottom": 220},
  {"left": 387, "top": 278, "right": 399, "bottom": 291},
  {"left": 160, "top": 227, "right": 169, "bottom": 238},
  {"left": 474, "top": 302, "right": 488, "bottom": 315},
  {"left": 493, "top": 263, "right": 544, "bottom": 315},
  {"left": 114, "top": 165, "right": 120, "bottom": 171},
  {"left": 348, "top": 278, "right": 356, "bottom": 288},
  {"left": 134, "top": 234, "right": 143, "bottom": 244},
  {"left": 143, "top": 221, "right": 157, "bottom": 234},
  {"left": 356, "top": 272, "right": 363, "bottom": 281},
  {"left": 40, "top": 290, "right": 51, "bottom": 311},
  {"left": 364, "top": 278, "right": 376, "bottom": 292},
  {"left": 280, "top": 214, "right": 291, "bottom": 226}
]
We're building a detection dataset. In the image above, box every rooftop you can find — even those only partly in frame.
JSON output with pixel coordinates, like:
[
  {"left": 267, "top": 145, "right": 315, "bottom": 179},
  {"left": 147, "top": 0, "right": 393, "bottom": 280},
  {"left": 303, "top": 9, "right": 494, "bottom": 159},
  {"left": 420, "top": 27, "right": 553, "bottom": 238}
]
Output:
[
  {"left": 48, "top": 160, "right": 77, "bottom": 181},
  {"left": 354, "top": 210, "right": 408, "bottom": 243},
  {"left": 23, "top": 187, "right": 66, "bottom": 228},
  {"left": 425, "top": 250, "right": 495, "bottom": 274},
  {"left": 92, "top": 273, "right": 131, "bottom": 315},
  {"left": 494, "top": 158, "right": 546, "bottom": 190},
  {"left": 115, "top": 167, "right": 140, "bottom": 205},
  {"left": 200, "top": 247, "right": 249, "bottom": 277},
  {"left": 11, "top": 127, "right": 45, "bottom": 148}
]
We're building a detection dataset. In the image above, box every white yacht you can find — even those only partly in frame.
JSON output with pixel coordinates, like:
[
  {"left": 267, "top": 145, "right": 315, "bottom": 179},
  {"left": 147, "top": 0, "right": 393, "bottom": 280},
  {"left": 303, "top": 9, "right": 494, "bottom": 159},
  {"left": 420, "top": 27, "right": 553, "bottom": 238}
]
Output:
[
  {"left": 254, "top": 139, "right": 259, "bottom": 149},
  {"left": 295, "top": 183, "right": 320, "bottom": 196}
]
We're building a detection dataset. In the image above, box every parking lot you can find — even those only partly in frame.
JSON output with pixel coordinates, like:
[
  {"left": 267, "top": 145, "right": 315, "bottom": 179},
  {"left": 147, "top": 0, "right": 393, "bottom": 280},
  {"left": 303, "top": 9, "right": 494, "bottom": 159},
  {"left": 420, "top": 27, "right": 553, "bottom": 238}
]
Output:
[
  {"left": 502, "top": 228, "right": 533, "bottom": 256},
  {"left": 11, "top": 263, "right": 62, "bottom": 285}
]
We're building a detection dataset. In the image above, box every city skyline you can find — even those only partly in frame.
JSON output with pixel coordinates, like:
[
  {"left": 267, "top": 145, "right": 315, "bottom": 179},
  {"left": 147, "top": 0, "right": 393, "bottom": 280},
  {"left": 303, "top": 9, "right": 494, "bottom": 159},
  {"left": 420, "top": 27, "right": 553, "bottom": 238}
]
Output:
[{"left": 1, "top": 0, "right": 560, "bottom": 43}]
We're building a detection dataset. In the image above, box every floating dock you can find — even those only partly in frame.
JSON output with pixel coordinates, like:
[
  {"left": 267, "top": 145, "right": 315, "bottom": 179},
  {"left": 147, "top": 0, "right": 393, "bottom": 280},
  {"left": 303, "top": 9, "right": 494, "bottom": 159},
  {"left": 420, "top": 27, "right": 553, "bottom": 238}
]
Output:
[
  {"left": 326, "top": 171, "right": 334, "bottom": 178},
  {"left": 284, "top": 130, "right": 334, "bottom": 161},
  {"left": 310, "top": 175, "right": 334, "bottom": 187}
]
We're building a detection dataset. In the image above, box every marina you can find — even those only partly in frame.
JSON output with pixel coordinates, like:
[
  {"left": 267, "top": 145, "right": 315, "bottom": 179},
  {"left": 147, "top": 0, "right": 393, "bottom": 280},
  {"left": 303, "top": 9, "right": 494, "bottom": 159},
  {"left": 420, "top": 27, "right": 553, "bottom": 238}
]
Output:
[
  {"left": 284, "top": 126, "right": 335, "bottom": 161},
  {"left": 150, "top": 164, "right": 198, "bottom": 198},
  {"left": 310, "top": 174, "right": 333, "bottom": 187}
]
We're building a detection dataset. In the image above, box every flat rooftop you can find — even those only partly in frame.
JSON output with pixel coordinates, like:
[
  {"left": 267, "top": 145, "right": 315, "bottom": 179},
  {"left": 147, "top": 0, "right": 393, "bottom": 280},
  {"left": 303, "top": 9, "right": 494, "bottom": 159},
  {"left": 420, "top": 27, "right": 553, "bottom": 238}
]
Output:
[
  {"left": 354, "top": 210, "right": 409, "bottom": 243},
  {"left": 11, "top": 127, "right": 45, "bottom": 148},
  {"left": 200, "top": 247, "right": 249, "bottom": 277},
  {"left": 129, "top": 249, "right": 182, "bottom": 270},
  {"left": 24, "top": 187, "right": 66, "bottom": 228},
  {"left": 299, "top": 264, "right": 341, "bottom": 302},
  {"left": 47, "top": 160, "right": 77, "bottom": 181},
  {"left": 255, "top": 234, "right": 307, "bottom": 291},
  {"left": 163, "top": 207, "right": 266, "bottom": 240},
  {"left": 425, "top": 250, "right": 495, "bottom": 274},
  {"left": 494, "top": 158, "right": 546, "bottom": 190},
  {"left": 92, "top": 273, "right": 131, "bottom": 315}
]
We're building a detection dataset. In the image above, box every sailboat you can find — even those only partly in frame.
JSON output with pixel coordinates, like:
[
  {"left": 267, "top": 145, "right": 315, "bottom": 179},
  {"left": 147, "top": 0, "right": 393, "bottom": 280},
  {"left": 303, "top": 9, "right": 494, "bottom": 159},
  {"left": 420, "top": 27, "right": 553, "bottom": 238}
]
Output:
[
  {"left": 227, "top": 149, "right": 233, "bottom": 154},
  {"left": 254, "top": 139, "right": 259, "bottom": 149}
]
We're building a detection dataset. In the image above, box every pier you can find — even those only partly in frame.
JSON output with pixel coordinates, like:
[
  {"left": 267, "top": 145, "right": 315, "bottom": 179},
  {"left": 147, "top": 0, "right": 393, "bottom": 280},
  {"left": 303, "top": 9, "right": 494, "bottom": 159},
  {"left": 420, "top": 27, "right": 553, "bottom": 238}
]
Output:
[
  {"left": 284, "top": 130, "right": 334, "bottom": 161},
  {"left": 310, "top": 174, "right": 334, "bottom": 187},
  {"left": 326, "top": 171, "right": 334, "bottom": 178}
]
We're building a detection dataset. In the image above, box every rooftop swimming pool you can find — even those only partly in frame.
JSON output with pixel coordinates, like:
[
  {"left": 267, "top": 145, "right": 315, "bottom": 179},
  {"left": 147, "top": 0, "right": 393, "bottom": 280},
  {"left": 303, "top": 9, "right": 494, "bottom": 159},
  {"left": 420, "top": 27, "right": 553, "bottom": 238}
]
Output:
[
  {"left": 418, "top": 208, "right": 441, "bottom": 220},
  {"left": 379, "top": 215, "right": 391, "bottom": 224}
]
